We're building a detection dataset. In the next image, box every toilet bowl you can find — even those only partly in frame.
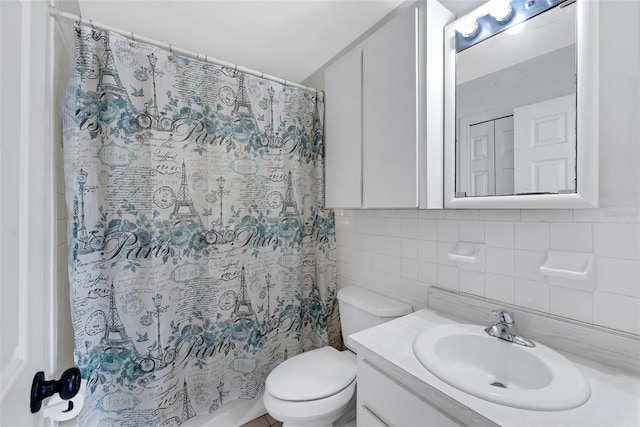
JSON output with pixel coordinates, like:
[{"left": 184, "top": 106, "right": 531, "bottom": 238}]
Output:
[
  {"left": 263, "top": 347, "right": 356, "bottom": 427},
  {"left": 263, "top": 286, "right": 412, "bottom": 427}
]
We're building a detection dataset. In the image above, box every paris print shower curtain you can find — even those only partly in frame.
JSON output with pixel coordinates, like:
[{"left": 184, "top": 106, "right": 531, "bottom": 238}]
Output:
[{"left": 63, "top": 25, "right": 338, "bottom": 425}]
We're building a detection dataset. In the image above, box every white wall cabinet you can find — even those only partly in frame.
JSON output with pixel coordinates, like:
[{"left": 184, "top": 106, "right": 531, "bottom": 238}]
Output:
[
  {"left": 361, "top": 5, "right": 418, "bottom": 208},
  {"left": 325, "top": 48, "right": 363, "bottom": 208},
  {"left": 357, "top": 359, "right": 462, "bottom": 426},
  {"left": 324, "top": 1, "right": 453, "bottom": 209}
]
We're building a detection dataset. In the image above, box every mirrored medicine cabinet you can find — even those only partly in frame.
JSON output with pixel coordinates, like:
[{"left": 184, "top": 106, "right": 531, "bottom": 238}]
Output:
[{"left": 444, "top": 0, "right": 599, "bottom": 208}]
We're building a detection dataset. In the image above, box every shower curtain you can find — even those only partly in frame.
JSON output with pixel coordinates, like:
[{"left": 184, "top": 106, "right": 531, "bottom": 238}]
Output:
[{"left": 63, "top": 25, "right": 339, "bottom": 426}]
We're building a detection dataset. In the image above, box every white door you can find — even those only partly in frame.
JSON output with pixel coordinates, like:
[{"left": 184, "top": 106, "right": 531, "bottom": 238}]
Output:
[
  {"left": 494, "top": 116, "right": 514, "bottom": 195},
  {"left": 514, "top": 94, "right": 576, "bottom": 194},
  {"left": 0, "top": 1, "right": 53, "bottom": 425},
  {"left": 467, "top": 120, "right": 495, "bottom": 196}
]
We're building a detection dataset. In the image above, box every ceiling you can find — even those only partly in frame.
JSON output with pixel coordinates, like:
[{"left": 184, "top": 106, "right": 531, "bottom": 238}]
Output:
[{"left": 77, "top": 0, "right": 485, "bottom": 83}]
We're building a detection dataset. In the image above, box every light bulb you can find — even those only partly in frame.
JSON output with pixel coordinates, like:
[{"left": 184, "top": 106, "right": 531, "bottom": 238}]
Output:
[
  {"left": 459, "top": 21, "right": 479, "bottom": 39},
  {"left": 490, "top": 0, "right": 513, "bottom": 23}
]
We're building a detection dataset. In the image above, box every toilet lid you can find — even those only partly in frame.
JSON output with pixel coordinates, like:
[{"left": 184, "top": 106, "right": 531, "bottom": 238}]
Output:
[{"left": 265, "top": 347, "right": 356, "bottom": 401}]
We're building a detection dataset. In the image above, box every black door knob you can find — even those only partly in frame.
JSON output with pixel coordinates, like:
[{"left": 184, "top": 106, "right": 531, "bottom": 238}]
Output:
[{"left": 30, "top": 367, "right": 81, "bottom": 413}]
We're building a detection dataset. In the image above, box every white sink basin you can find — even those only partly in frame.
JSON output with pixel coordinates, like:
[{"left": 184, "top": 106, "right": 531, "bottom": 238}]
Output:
[{"left": 413, "top": 323, "right": 590, "bottom": 410}]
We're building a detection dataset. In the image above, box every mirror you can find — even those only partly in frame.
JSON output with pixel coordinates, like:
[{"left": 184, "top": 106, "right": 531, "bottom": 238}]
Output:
[
  {"left": 457, "top": 4, "right": 575, "bottom": 197},
  {"left": 444, "top": 0, "right": 599, "bottom": 208}
]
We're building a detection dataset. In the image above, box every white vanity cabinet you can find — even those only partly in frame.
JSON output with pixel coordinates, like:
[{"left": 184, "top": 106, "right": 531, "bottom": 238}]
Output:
[
  {"left": 357, "top": 359, "right": 462, "bottom": 426},
  {"left": 324, "top": 1, "right": 453, "bottom": 209}
]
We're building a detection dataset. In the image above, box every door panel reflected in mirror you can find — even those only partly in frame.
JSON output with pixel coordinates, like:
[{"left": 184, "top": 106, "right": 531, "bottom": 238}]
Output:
[{"left": 455, "top": 2, "right": 576, "bottom": 198}]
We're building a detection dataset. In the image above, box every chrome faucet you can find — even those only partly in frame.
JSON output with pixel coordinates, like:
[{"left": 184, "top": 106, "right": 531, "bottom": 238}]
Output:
[{"left": 484, "top": 309, "right": 535, "bottom": 347}]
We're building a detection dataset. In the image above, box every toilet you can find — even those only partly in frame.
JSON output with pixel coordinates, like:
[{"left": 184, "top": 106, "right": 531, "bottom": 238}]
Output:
[{"left": 263, "top": 285, "right": 412, "bottom": 427}]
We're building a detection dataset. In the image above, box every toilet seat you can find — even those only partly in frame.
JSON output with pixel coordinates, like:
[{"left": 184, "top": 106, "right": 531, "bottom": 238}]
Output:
[
  {"left": 266, "top": 347, "right": 356, "bottom": 401},
  {"left": 263, "top": 377, "right": 356, "bottom": 426}
]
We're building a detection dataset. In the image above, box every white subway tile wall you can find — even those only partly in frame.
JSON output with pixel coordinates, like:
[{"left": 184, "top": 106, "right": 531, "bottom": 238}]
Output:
[
  {"left": 515, "top": 278, "right": 550, "bottom": 313},
  {"left": 549, "top": 286, "right": 593, "bottom": 324},
  {"left": 596, "top": 258, "right": 640, "bottom": 297},
  {"left": 594, "top": 223, "right": 640, "bottom": 260},
  {"left": 486, "top": 247, "right": 514, "bottom": 276},
  {"left": 484, "top": 273, "right": 515, "bottom": 304},
  {"left": 514, "top": 222, "right": 549, "bottom": 251},
  {"left": 550, "top": 222, "right": 593, "bottom": 252},
  {"left": 335, "top": 208, "right": 640, "bottom": 336},
  {"left": 459, "top": 270, "right": 484, "bottom": 296},
  {"left": 459, "top": 220, "right": 485, "bottom": 243},
  {"left": 485, "top": 221, "right": 514, "bottom": 248}
]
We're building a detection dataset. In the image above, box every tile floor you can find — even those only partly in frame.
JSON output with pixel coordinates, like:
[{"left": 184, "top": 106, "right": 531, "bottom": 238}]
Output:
[{"left": 240, "top": 413, "right": 282, "bottom": 427}]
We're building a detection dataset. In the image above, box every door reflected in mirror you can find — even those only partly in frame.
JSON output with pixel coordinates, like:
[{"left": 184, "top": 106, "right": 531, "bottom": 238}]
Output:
[{"left": 455, "top": 2, "right": 576, "bottom": 198}]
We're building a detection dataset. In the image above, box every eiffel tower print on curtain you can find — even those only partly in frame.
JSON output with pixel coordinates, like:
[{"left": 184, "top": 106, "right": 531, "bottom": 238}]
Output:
[
  {"left": 171, "top": 161, "right": 202, "bottom": 226},
  {"left": 231, "top": 266, "right": 256, "bottom": 324},
  {"left": 232, "top": 73, "right": 256, "bottom": 126},
  {"left": 101, "top": 282, "right": 140, "bottom": 358},
  {"left": 309, "top": 263, "right": 322, "bottom": 301},
  {"left": 280, "top": 170, "right": 301, "bottom": 225},
  {"left": 181, "top": 380, "right": 196, "bottom": 424},
  {"left": 95, "top": 31, "right": 132, "bottom": 103}
]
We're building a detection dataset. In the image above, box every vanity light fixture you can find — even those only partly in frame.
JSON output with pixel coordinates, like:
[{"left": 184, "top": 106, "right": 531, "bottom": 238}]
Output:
[{"left": 455, "top": 0, "right": 565, "bottom": 52}]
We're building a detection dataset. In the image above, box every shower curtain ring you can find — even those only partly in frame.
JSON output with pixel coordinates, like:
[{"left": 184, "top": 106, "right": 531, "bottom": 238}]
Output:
[
  {"left": 169, "top": 44, "right": 173, "bottom": 53},
  {"left": 130, "top": 32, "right": 135, "bottom": 42},
  {"left": 89, "top": 19, "right": 95, "bottom": 30},
  {"left": 204, "top": 54, "right": 208, "bottom": 63}
]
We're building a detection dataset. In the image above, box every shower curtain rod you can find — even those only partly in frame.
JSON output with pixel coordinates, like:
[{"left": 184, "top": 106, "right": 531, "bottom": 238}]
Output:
[{"left": 48, "top": 5, "right": 321, "bottom": 95}]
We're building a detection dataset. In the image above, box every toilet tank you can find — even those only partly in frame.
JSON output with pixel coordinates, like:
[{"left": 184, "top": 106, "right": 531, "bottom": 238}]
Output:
[{"left": 337, "top": 286, "right": 412, "bottom": 349}]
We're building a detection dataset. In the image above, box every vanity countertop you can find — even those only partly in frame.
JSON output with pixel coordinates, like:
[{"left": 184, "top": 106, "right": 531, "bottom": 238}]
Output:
[{"left": 348, "top": 309, "right": 640, "bottom": 427}]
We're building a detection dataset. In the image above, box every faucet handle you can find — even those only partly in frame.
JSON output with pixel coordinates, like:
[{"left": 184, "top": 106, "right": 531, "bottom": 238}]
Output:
[{"left": 491, "top": 309, "right": 515, "bottom": 324}]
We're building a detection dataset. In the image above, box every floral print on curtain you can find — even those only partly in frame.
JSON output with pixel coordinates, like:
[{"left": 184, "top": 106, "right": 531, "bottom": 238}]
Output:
[{"left": 63, "top": 25, "right": 339, "bottom": 426}]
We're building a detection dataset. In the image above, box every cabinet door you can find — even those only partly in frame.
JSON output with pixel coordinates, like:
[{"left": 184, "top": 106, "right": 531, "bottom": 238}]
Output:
[
  {"left": 324, "top": 48, "right": 363, "bottom": 208},
  {"left": 357, "top": 405, "right": 388, "bottom": 427},
  {"left": 362, "top": 6, "right": 418, "bottom": 208},
  {"left": 358, "top": 360, "right": 461, "bottom": 427}
]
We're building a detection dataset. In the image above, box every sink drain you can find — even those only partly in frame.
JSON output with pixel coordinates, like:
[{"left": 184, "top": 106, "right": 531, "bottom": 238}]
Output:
[{"left": 490, "top": 381, "right": 507, "bottom": 389}]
